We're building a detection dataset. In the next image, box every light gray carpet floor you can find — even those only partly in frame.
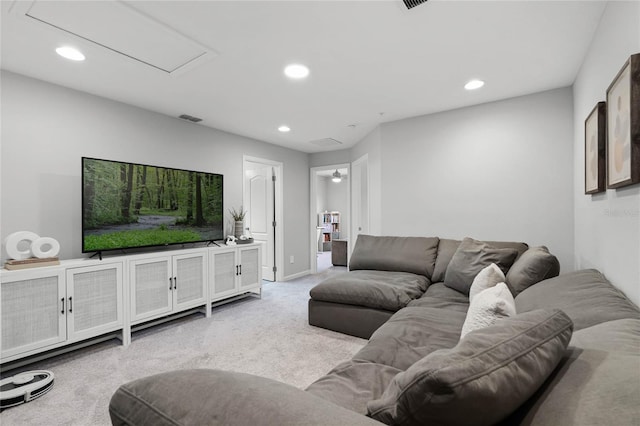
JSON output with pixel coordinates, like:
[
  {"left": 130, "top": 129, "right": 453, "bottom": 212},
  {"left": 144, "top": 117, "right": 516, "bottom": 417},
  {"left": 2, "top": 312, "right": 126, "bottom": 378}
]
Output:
[{"left": 0, "top": 266, "right": 364, "bottom": 425}]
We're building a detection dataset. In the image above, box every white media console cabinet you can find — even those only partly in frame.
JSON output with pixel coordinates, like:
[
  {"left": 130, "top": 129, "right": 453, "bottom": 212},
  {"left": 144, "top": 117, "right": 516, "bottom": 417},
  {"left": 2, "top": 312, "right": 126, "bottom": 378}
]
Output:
[{"left": 0, "top": 243, "right": 262, "bottom": 366}]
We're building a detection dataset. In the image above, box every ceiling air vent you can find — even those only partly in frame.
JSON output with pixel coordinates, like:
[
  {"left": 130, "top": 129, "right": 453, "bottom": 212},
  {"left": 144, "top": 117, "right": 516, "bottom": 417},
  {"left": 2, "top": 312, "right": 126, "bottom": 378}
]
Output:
[
  {"left": 402, "top": 0, "right": 428, "bottom": 10},
  {"left": 309, "top": 138, "right": 343, "bottom": 147},
  {"left": 179, "top": 114, "right": 203, "bottom": 123}
]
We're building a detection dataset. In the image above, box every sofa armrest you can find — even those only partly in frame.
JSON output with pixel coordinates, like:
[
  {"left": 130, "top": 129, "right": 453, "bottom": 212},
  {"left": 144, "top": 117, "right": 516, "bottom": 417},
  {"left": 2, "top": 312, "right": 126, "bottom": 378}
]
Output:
[{"left": 109, "top": 369, "right": 382, "bottom": 426}]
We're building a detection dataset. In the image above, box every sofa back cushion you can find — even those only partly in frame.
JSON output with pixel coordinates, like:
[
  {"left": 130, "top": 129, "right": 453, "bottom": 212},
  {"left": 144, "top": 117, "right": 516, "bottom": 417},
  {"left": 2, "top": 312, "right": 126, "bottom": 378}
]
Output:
[
  {"left": 432, "top": 238, "right": 528, "bottom": 283},
  {"left": 349, "top": 235, "right": 439, "bottom": 279},
  {"left": 506, "top": 246, "right": 560, "bottom": 296},
  {"left": 443, "top": 238, "right": 519, "bottom": 295},
  {"left": 515, "top": 269, "right": 640, "bottom": 330},
  {"left": 366, "top": 309, "right": 573, "bottom": 426}
]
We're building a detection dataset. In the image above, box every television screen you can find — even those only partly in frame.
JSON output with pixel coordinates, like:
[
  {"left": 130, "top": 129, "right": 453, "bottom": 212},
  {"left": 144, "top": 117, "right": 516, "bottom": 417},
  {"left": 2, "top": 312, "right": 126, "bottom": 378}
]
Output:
[{"left": 82, "top": 157, "right": 223, "bottom": 253}]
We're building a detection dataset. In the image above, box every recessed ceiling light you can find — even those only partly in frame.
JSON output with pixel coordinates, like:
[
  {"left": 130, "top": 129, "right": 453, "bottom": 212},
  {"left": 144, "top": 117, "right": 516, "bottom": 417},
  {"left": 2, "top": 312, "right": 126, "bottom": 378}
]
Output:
[
  {"left": 278, "top": 125, "right": 291, "bottom": 133},
  {"left": 56, "top": 46, "right": 85, "bottom": 61},
  {"left": 284, "top": 64, "right": 309, "bottom": 79},
  {"left": 464, "top": 79, "right": 485, "bottom": 90}
]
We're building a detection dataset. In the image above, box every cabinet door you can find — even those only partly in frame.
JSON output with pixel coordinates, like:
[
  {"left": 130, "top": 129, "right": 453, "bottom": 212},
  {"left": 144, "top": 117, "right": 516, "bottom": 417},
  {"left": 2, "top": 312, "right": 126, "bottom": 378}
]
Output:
[
  {"left": 1, "top": 269, "right": 66, "bottom": 359},
  {"left": 210, "top": 249, "right": 238, "bottom": 301},
  {"left": 239, "top": 246, "right": 261, "bottom": 290},
  {"left": 130, "top": 257, "right": 172, "bottom": 323},
  {"left": 173, "top": 252, "right": 207, "bottom": 310},
  {"left": 66, "top": 262, "right": 123, "bottom": 342}
]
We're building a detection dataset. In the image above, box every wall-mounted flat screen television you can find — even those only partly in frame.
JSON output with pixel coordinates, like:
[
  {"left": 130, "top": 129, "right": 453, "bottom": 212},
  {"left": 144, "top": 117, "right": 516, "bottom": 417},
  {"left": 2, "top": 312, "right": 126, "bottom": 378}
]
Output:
[{"left": 82, "top": 157, "right": 224, "bottom": 253}]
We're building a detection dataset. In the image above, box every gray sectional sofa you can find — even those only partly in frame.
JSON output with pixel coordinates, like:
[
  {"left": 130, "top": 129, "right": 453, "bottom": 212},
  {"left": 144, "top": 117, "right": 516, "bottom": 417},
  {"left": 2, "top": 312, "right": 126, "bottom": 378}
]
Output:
[{"left": 109, "top": 235, "right": 640, "bottom": 425}]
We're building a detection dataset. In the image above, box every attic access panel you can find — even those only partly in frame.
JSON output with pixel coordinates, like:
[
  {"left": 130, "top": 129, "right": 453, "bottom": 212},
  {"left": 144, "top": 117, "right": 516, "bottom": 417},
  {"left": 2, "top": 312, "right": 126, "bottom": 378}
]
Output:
[
  {"left": 403, "top": 0, "right": 428, "bottom": 10},
  {"left": 18, "top": 0, "right": 217, "bottom": 75}
]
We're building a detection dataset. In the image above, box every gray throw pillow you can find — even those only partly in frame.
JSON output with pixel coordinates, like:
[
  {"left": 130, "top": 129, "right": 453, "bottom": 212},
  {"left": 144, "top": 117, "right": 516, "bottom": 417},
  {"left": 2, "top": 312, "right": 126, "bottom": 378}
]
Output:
[
  {"left": 506, "top": 246, "right": 560, "bottom": 296},
  {"left": 444, "top": 237, "right": 518, "bottom": 295},
  {"left": 367, "top": 309, "right": 573, "bottom": 426}
]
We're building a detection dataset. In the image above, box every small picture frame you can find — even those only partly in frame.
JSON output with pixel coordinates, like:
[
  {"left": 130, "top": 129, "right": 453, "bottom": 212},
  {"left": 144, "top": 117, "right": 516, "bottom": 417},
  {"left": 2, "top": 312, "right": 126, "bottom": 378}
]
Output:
[
  {"left": 585, "top": 102, "right": 606, "bottom": 194},
  {"left": 606, "top": 53, "right": 640, "bottom": 189}
]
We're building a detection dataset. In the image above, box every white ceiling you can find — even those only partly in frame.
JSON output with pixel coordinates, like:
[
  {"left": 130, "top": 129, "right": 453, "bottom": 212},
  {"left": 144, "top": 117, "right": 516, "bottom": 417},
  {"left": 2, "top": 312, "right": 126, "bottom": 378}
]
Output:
[{"left": 1, "top": 1, "right": 606, "bottom": 153}]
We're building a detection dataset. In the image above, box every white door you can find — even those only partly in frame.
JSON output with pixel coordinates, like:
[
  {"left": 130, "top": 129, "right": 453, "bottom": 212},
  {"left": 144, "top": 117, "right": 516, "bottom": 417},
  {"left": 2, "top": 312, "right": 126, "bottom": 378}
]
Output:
[
  {"left": 351, "top": 155, "right": 370, "bottom": 248},
  {"left": 244, "top": 164, "right": 275, "bottom": 281}
]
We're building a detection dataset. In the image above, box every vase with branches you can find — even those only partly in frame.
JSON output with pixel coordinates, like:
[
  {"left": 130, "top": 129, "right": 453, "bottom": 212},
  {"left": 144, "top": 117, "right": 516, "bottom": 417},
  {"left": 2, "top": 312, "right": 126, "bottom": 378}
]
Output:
[{"left": 229, "top": 207, "right": 247, "bottom": 238}]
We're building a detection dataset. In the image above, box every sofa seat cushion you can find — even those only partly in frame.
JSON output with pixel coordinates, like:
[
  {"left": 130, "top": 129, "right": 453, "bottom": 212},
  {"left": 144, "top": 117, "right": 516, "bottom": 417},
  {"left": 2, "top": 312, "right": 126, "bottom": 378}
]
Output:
[
  {"left": 503, "top": 348, "right": 640, "bottom": 426},
  {"left": 353, "top": 307, "right": 466, "bottom": 370},
  {"left": 305, "top": 360, "right": 402, "bottom": 415},
  {"left": 407, "top": 296, "right": 469, "bottom": 313},
  {"left": 349, "top": 235, "right": 439, "bottom": 279},
  {"left": 422, "top": 282, "right": 469, "bottom": 303},
  {"left": 309, "top": 270, "right": 429, "bottom": 312},
  {"left": 569, "top": 318, "right": 640, "bottom": 354},
  {"left": 515, "top": 269, "right": 640, "bottom": 330},
  {"left": 407, "top": 283, "right": 470, "bottom": 314}
]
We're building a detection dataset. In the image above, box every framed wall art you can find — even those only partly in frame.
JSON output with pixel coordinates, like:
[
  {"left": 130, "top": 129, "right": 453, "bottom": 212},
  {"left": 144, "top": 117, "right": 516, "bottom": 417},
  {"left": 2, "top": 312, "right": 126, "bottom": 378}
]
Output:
[
  {"left": 585, "top": 102, "right": 606, "bottom": 194},
  {"left": 606, "top": 53, "right": 639, "bottom": 189}
]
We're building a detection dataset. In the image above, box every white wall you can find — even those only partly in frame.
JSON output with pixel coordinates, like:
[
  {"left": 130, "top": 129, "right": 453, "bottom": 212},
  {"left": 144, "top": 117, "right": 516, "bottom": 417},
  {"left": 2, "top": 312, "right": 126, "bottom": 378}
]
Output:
[
  {"left": 316, "top": 175, "right": 328, "bottom": 218},
  {"left": 1, "top": 71, "right": 310, "bottom": 278},
  {"left": 573, "top": 1, "right": 640, "bottom": 306},
  {"left": 379, "top": 88, "right": 575, "bottom": 273}
]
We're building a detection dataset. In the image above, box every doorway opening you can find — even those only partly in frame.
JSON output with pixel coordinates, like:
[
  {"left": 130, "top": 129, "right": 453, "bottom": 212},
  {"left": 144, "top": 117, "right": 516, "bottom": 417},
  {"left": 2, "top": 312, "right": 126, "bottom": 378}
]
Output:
[
  {"left": 309, "top": 164, "right": 350, "bottom": 274},
  {"left": 243, "top": 156, "right": 284, "bottom": 282}
]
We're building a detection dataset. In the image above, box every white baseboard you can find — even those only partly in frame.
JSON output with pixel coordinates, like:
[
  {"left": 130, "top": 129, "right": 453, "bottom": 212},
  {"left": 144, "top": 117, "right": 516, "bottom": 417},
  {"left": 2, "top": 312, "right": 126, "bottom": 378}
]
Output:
[{"left": 282, "top": 269, "right": 311, "bottom": 281}]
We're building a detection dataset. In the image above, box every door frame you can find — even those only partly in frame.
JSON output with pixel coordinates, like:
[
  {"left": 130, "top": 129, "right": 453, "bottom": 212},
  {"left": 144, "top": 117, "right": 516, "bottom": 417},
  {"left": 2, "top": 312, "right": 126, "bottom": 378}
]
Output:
[
  {"left": 243, "top": 155, "right": 284, "bottom": 282},
  {"left": 309, "top": 163, "right": 351, "bottom": 274},
  {"left": 350, "top": 153, "right": 370, "bottom": 259}
]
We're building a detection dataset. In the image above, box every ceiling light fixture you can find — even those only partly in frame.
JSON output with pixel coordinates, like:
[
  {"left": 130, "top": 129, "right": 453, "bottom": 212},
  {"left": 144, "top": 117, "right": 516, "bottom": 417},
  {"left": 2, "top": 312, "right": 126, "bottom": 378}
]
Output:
[
  {"left": 278, "top": 125, "right": 291, "bottom": 133},
  {"left": 332, "top": 170, "right": 342, "bottom": 183},
  {"left": 284, "top": 64, "right": 309, "bottom": 79},
  {"left": 464, "top": 79, "right": 485, "bottom": 90},
  {"left": 55, "top": 46, "right": 85, "bottom": 61}
]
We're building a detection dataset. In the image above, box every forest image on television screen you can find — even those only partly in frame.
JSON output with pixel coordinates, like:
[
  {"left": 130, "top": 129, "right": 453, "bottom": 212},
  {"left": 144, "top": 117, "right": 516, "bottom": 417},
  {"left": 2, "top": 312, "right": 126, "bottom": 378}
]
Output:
[{"left": 82, "top": 157, "right": 224, "bottom": 252}]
